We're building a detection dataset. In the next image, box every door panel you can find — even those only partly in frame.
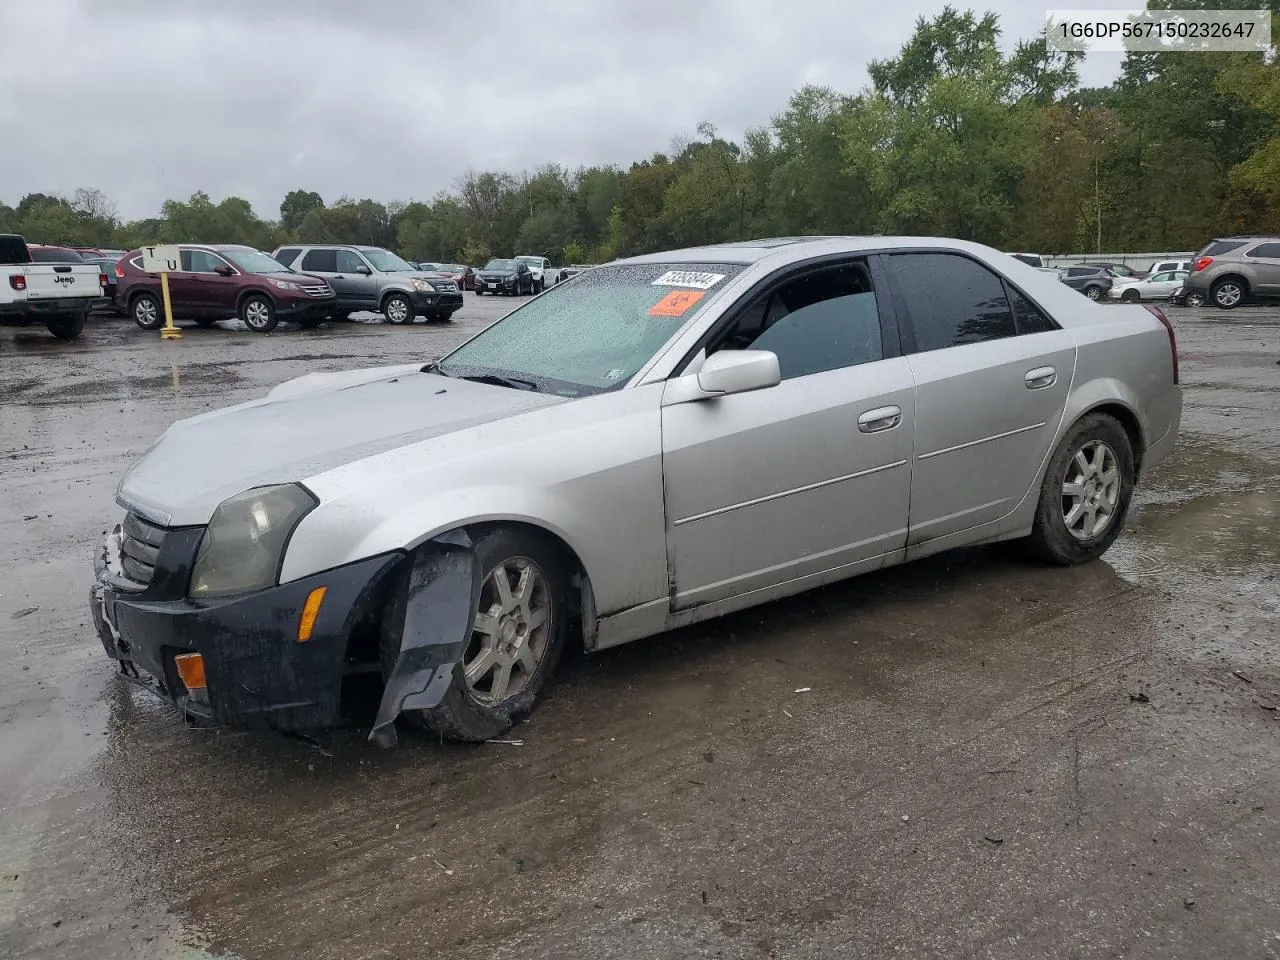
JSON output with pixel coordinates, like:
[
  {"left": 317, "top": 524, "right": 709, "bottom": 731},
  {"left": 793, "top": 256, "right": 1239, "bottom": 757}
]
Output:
[
  {"left": 662, "top": 358, "right": 914, "bottom": 608},
  {"left": 905, "top": 332, "right": 1075, "bottom": 543},
  {"left": 333, "top": 249, "right": 378, "bottom": 307}
]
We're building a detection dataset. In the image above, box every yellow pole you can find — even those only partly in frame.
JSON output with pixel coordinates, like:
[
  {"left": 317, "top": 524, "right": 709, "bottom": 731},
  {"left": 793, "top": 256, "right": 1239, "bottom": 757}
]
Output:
[{"left": 159, "top": 272, "right": 182, "bottom": 340}]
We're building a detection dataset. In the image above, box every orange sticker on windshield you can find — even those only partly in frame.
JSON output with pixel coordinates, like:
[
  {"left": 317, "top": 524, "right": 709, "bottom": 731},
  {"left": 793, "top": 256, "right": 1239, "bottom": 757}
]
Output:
[{"left": 648, "top": 290, "right": 705, "bottom": 317}]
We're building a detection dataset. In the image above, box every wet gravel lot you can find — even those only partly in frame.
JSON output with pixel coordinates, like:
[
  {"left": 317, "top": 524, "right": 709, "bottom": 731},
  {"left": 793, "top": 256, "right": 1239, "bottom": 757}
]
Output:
[{"left": 2, "top": 298, "right": 1278, "bottom": 960}]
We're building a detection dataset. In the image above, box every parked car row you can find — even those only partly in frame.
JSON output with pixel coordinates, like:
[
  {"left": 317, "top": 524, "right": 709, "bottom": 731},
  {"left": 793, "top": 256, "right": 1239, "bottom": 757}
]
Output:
[{"left": 0, "top": 234, "right": 103, "bottom": 339}]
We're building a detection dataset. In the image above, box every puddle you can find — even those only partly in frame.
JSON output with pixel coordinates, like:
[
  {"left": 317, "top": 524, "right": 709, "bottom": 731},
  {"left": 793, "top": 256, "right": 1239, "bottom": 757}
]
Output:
[{"left": 1109, "top": 437, "right": 1280, "bottom": 591}]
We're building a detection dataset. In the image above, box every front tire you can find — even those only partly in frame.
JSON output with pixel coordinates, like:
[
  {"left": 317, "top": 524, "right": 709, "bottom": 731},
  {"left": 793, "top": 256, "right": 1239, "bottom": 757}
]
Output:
[
  {"left": 1211, "top": 278, "right": 1245, "bottom": 309},
  {"left": 130, "top": 292, "right": 164, "bottom": 330},
  {"left": 1027, "top": 413, "right": 1135, "bottom": 565},
  {"left": 398, "top": 527, "right": 571, "bottom": 742},
  {"left": 383, "top": 293, "right": 414, "bottom": 324},
  {"left": 45, "top": 311, "right": 86, "bottom": 340},
  {"left": 239, "top": 294, "right": 278, "bottom": 333}
]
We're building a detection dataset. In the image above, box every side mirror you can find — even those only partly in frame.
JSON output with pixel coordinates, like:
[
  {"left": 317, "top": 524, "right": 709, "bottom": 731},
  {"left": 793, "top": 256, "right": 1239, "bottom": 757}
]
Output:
[
  {"left": 695, "top": 350, "right": 781, "bottom": 397},
  {"left": 214, "top": 265, "right": 234, "bottom": 277},
  {"left": 355, "top": 264, "right": 372, "bottom": 275}
]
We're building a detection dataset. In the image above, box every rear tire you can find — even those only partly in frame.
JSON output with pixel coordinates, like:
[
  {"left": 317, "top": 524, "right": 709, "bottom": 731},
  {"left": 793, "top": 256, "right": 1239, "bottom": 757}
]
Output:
[
  {"left": 1186, "top": 291, "right": 1205, "bottom": 308},
  {"left": 45, "top": 311, "right": 86, "bottom": 340},
  {"left": 389, "top": 527, "right": 571, "bottom": 742},
  {"left": 130, "top": 292, "right": 164, "bottom": 330},
  {"left": 1026, "top": 413, "right": 1135, "bottom": 565},
  {"left": 1120, "top": 289, "right": 1140, "bottom": 303},
  {"left": 1211, "top": 278, "right": 1246, "bottom": 310},
  {"left": 1084, "top": 285, "right": 1103, "bottom": 301},
  {"left": 239, "top": 294, "right": 278, "bottom": 333}
]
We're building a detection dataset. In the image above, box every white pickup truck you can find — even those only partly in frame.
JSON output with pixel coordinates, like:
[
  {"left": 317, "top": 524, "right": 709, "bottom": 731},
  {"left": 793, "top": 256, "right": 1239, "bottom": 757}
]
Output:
[
  {"left": 0, "top": 234, "right": 101, "bottom": 340},
  {"left": 514, "top": 255, "right": 565, "bottom": 293}
]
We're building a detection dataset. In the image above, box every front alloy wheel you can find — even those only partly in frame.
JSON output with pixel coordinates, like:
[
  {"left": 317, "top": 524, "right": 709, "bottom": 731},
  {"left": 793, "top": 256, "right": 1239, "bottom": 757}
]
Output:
[
  {"left": 1212, "top": 280, "right": 1244, "bottom": 309},
  {"left": 240, "top": 294, "right": 278, "bottom": 333},
  {"left": 403, "top": 527, "right": 570, "bottom": 742},
  {"left": 464, "top": 557, "right": 552, "bottom": 705}
]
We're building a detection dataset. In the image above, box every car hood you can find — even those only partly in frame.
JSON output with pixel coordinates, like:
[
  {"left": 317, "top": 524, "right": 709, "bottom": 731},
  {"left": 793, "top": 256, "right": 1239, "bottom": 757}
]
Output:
[{"left": 117, "top": 365, "right": 566, "bottom": 526}]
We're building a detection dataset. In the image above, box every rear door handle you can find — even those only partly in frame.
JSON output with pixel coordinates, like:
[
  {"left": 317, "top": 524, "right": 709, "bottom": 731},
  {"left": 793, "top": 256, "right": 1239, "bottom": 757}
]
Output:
[
  {"left": 858, "top": 405, "right": 902, "bottom": 433},
  {"left": 1025, "top": 366, "right": 1057, "bottom": 390}
]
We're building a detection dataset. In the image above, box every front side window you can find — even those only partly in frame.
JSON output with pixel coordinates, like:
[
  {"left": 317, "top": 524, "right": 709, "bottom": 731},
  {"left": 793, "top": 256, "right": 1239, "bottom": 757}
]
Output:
[
  {"left": 709, "top": 261, "right": 883, "bottom": 381},
  {"left": 336, "top": 249, "right": 366, "bottom": 273},
  {"left": 437, "top": 261, "right": 745, "bottom": 396},
  {"left": 362, "top": 248, "right": 416, "bottom": 272},
  {"left": 889, "top": 253, "right": 1016, "bottom": 352},
  {"left": 183, "top": 249, "right": 227, "bottom": 273},
  {"left": 223, "top": 248, "right": 292, "bottom": 275}
]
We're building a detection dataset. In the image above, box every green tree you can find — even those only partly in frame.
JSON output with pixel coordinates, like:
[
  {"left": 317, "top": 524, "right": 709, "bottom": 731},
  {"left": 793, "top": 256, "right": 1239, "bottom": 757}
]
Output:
[{"left": 280, "top": 190, "right": 324, "bottom": 233}]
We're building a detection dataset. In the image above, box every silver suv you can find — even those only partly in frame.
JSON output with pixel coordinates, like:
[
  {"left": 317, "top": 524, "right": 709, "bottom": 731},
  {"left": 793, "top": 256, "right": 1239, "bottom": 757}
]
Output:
[
  {"left": 1184, "top": 235, "right": 1280, "bottom": 310},
  {"left": 271, "top": 244, "right": 462, "bottom": 323}
]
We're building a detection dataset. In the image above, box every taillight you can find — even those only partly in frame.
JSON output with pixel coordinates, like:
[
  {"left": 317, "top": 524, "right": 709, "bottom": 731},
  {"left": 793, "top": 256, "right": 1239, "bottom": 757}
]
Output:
[
  {"left": 114, "top": 264, "right": 125, "bottom": 278},
  {"left": 1193, "top": 256, "right": 1213, "bottom": 272},
  {"left": 9, "top": 274, "right": 26, "bottom": 291},
  {"left": 99, "top": 272, "right": 108, "bottom": 288},
  {"left": 1144, "top": 305, "right": 1179, "bottom": 384}
]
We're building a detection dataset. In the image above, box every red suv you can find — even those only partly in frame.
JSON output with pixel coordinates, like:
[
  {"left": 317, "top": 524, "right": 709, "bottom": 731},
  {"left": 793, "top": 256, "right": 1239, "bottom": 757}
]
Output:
[{"left": 116, "top": 244, "right": 336, "bottom": 333}]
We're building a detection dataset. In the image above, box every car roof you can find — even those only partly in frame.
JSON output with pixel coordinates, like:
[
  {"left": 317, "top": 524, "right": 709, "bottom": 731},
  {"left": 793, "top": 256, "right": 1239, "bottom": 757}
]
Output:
[{"left": 613, "top": 235, "right": 1037, "bottom": 267}]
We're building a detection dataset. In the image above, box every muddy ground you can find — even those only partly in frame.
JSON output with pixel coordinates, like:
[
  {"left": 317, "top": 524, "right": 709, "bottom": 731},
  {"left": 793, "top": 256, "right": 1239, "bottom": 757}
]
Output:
[{"left": 1, "top": 298, "right": 1278, "bottom": 960}]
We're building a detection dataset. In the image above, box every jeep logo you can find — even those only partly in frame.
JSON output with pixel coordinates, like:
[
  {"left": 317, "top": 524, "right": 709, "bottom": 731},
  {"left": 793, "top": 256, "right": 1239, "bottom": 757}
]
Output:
[{"left": 54, "top": 275, "right": 76, "bottom": 285}]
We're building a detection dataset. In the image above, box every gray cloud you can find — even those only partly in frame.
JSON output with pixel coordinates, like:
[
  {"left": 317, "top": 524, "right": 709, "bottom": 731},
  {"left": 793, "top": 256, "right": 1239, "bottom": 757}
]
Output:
[{"left": 0, "top": 0, "right": 1129, "bottom": 220}]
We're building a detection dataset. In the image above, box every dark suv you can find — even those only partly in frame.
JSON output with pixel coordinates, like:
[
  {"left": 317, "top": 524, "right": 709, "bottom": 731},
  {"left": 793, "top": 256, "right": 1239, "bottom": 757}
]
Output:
[
  {"left": 117, "top": 245, "right": 335, "bottom": 333},
  {"left": 1056, "top": 265, "right": 1113, "bottom": 300}
]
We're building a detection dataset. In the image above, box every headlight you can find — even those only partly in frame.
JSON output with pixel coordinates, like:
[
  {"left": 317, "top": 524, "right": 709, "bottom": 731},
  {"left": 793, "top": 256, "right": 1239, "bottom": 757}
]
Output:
[
  {"left": 271, "top": 280, "right": 300, "bottom": 291},
  {"left": 411, "top": 278, "right": 432, "bottom": 291},
  {"left": 189, "top": 484, "right": 317, "bottom": 598}
]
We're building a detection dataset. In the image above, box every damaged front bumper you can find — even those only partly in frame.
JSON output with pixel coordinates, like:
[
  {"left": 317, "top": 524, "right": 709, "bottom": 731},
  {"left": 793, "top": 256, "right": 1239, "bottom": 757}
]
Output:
[
  {"left": 90, "top": 521, "right": 401, "bottom": 732},
  {"left": 89, "top": 522, "right": 481, "bottom": 744}
]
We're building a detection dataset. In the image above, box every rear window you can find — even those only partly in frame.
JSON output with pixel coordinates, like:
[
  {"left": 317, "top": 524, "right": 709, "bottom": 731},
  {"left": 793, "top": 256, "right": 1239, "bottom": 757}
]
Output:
[
  {"left": 1199, "top": 240, "right": 1248, "bottom": 257},
  {"left": 29, "top": 247, "right": 85, "bottom": 263},
  {"left": 274, "top": 247, "right": 302, "bottom": 267},
  {"left": 0, "top": 236, "right": 32, "bottom": 264}
]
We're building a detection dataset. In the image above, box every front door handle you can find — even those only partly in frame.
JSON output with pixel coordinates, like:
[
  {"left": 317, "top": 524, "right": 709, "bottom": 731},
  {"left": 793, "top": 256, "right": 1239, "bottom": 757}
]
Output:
[
  {"left": 1025, "top": 366, "right": 1057, "bottom": 390},
  {"left": 858, "top": 405, "right": 902, "bottom": 433}
]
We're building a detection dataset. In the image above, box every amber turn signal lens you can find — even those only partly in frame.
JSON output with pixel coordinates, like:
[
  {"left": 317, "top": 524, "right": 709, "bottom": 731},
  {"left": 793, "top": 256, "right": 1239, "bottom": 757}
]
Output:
[
  {"left": 173, "top": 652, "right": 207, "bottom": 690},
  {"left": 297, "top": 586, "right": 327, "bottom": 642}
]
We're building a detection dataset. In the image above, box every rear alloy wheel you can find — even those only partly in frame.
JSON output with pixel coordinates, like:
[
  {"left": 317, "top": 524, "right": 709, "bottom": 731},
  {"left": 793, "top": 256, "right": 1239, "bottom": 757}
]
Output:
[
  {"left": 400, "top": 527, "right": 570, "bottom": 742},
  {"left": 45, "top": 311, "right": 86, "bottom": 340},
  {"left": 1120, "top": 289, "right": 1140, "bottom": 303},
  {"left": 239, "top": 294, "right": 278, "bottom": 333},
  {"left": 1084, "top": 285, "right": 1103, "bottom": 300},
  {"left": 1027, "top": 413, "right": 1135, "bottom": 565},
  {"left": 131, "top": 293, "right": 164, "bottom": 330},
  {"left": 383, "top": 293, "right": 414, "bottom": 324},
  {"left": 1211, "top": 279, "right": 1245, "bottom": 309}
]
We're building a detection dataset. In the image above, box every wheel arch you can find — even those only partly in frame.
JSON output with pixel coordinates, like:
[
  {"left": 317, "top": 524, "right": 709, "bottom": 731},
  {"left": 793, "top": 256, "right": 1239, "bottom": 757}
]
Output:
[
  {"left": 1074, "top": 400, "right": 1146, "bottom": 475},
  {"left": 379, "top": 286, "right": 412, "bottom": 310},
  {"left": 1210, "top": 272, "right": 1250, "bottom": 296},
  {"left": 236, "top": 287, "right": 276, "bottom": 312}
]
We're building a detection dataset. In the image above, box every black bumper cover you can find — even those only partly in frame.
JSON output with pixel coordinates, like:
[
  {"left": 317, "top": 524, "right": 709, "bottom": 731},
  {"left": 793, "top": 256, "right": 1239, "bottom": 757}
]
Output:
[
  {"left": 91, "top": 548, "right": 401, "bottom": 731},
  {"left": 410, "top": 290, "right": 463, "bottom": 312}
]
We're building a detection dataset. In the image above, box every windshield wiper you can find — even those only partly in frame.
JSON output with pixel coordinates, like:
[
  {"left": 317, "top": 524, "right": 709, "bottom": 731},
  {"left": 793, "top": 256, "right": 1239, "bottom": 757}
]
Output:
[{"left": 460, "top": 373, "right": 540, "bottom": 391}]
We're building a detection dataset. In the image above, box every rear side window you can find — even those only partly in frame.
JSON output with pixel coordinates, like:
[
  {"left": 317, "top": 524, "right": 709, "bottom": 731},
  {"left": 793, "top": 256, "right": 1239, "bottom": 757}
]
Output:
[
  {"left": 889, "top": 253, "right": 1016, "bottom": 352},
  {"left": 301, "top": 249, "right": 337, "bottom": 272},
  {"left": 1200, "top": 240, "right": 1247, "bottom": 257},
  {"left": 1245, "top": 242, "right": 1280, "bottom": 259},
  {"left": 274, "top": 247, "right": 301, "bottom": 267},
  {"left": 1006, "top": 287, "right": 1058, "bottom": 334}
]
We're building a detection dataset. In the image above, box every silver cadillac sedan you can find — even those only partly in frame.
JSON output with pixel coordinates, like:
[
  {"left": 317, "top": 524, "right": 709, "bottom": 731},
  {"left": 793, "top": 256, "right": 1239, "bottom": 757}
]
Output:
[{"left": 90, "top": 237, "right": 1182, "bottom": 746}]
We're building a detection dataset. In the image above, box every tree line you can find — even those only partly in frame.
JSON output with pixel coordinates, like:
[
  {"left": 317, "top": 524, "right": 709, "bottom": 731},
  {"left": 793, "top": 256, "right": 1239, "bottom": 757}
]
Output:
[{"left": 3, "top": 2, "right": 1277, "bottom": 265}]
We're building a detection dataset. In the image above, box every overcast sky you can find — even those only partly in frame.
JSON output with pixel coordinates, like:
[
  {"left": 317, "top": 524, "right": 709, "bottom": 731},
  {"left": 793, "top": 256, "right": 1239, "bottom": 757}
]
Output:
[{"left": 1, "top": 0, "right": 1136, "bottom": 221}]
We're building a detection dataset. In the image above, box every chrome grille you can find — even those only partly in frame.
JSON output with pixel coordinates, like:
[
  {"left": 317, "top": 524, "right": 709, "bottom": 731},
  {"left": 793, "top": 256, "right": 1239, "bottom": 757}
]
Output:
[
  {"left": 120, "top": 512, "right": 165, "bottom": 585},
  {"left": 431, "top": 281, "right": 457, "bottom": 292},
  {"left": 304, "top": 283, "right": 333, "bottom": 297}
]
